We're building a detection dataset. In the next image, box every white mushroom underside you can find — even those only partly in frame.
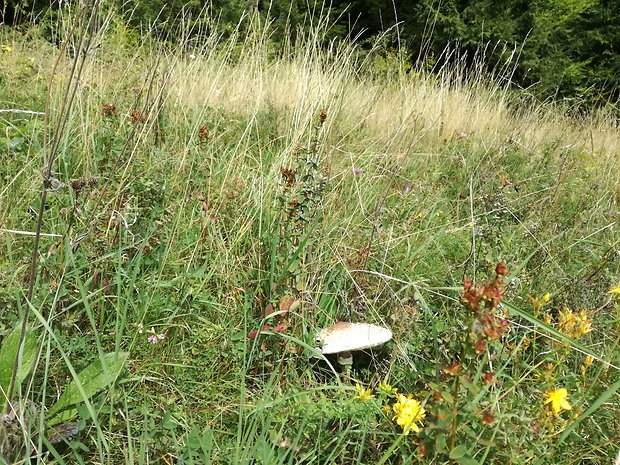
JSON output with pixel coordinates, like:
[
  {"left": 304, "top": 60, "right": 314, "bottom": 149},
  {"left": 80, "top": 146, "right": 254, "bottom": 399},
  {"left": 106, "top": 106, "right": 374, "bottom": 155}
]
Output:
[{"left": 317, "top": 322, "right": 393, "bottom": 354}]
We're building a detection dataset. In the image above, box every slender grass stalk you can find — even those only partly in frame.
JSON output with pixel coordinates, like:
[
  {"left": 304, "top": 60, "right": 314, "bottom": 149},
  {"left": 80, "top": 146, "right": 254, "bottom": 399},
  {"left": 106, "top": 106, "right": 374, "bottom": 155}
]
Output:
[{"left": 4, "top": 0, "right": 96, "bottom": 413}]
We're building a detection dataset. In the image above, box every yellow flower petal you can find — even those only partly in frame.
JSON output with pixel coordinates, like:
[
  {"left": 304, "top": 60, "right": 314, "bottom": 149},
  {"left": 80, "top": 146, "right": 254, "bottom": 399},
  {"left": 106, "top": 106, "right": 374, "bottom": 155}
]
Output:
[
  {"left": 353, "top": 383, "right": 374, "bottom": 401},
  {"left": 559, "top": 398, "right": 572, "bottom": 411},
  {"left": 378, "top": 381, "right": 397, "bottom": 395},
  {"left": 392, "top": 394, "right": 426, "bottom": 434},
  {"left": 544, "top": 388, "right": 571, "bottom": 414}
]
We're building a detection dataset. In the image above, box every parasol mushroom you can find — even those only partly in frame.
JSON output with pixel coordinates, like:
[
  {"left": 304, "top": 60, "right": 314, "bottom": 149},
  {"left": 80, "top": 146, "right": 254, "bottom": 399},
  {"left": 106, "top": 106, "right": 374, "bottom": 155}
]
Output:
[{"left": 316, "top": 322, "right": 393, "bottom": 366}]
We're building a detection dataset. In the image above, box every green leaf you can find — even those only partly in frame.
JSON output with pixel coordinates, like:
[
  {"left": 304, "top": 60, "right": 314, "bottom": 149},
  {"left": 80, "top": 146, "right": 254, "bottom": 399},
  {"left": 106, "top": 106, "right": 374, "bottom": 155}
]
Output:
[
  {"left": 450, "top": 444, "right": 469, "bottom": 459},
  {"left": 46, "top": 352, "right": 128, "bottom": 422},
  {"left": 441, "top": 390, "right": 455, "bottom": 403},
  {"left": 435, "top": 433, "right": 447, "bottom": 453},
  {"left": 8, "top": 137, "right": 24, "bottom": 150},
  {"left": 457, "top": 457, "right": 479, "bottom": 465},
  {"left": 47, "top": 407, "right": 79, "bottom": 426},
  {"left": 0, "top": 323, "right": 38, "bottom": 396}
]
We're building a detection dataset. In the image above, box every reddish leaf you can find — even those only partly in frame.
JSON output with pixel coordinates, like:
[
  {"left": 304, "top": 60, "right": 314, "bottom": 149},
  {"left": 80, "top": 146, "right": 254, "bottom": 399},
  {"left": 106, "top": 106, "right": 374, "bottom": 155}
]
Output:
[
  {"left": 482, "top": 372, "right": 496, "bottom": 384},
  {"left": 495, "top": 262, "right": 507, "bottom": 276},
  {"left": 261, "top": 304, "right": 275, "bottom": 319},
  {"left": 279, "top": 296, "right": 295, "bottom": 313},
  {"left": 273, "top": 321, "right": 290, "bottom": 333},
  {"left": 482, "top": 413, "right": 495, "bottom": 426},
  {"left": 248, "top": 324, "right": 271, "bottom": 339},
  {"left": 443, "top": 363, "right": 462, "bottom": 376}
]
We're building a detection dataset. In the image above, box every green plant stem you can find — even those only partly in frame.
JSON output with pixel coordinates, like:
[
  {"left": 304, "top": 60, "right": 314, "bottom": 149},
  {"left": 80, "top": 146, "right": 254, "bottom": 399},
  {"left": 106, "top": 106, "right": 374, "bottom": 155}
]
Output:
[
  {"left": 4, "top": 189, "right": 47, "bottom": 412},
  {"left": 3, "top": 1, "right": 93, "bottom": 413},
  {"left": 376, "top": 433, "right": 406, "bottom": 465},
  {"left": 450, "top": 365, "right": 462, "bottom": 452}
]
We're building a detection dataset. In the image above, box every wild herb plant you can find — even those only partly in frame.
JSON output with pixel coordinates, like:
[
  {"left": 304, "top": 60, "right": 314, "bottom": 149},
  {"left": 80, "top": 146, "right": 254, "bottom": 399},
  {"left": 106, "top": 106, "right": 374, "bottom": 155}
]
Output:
[{"left": 273, "top": 109, "right": 329, "bottom": 295}]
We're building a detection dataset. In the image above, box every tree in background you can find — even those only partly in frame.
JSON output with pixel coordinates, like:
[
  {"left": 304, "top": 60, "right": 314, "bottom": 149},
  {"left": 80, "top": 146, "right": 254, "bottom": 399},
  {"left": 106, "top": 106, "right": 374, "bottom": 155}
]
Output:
[{"left": 352, "top": 0, "right": 618, "bottom": 106}]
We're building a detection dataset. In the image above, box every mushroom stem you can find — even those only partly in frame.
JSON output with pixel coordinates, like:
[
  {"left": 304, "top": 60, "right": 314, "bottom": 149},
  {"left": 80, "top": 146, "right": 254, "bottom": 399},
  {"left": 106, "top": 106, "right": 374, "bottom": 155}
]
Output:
[
  {"left": 337, "top": 351, "right": 353, "bottom": 366},
  {"left": 337, "top": 351, "right": 353, "bottom": 383},
  {"left": 315, "top": 322, "right": 393, "bottom": 385}
]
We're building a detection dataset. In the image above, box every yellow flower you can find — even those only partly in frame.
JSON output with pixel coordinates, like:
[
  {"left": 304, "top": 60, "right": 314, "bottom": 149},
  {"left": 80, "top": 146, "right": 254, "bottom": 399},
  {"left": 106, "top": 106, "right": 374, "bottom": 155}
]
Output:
[
  {"left": 575, "top": 309, "right": 592, "bottom": 337},
  {"left": 558, "top": 307, "right": 575, "bottom": 329},
  {"left": 0, "top": 44, "right": 12, "bottom": 53},
  {"left": 353, "top": 383, "right": 374, "bottom": 401},
  {"left": 558, "top": 307, "right": 592, "bottom": 339},
  {"left": 544, "top": 388, "right": 572, "bottom": 415},
  {"left": 531, "top": 293, "right": 552, "bottom": 317},
  {"left": 392, "top": 394, "right": 426, "bottom": 434},
  {"left": 581, "top": 355, "right": 594, "bottom": 376},
  {"left": 609, "top": 283, "right": 620, "bottom": 295},
  {"left": 378, "top": 381, "right": 397, "bottom": 395}
]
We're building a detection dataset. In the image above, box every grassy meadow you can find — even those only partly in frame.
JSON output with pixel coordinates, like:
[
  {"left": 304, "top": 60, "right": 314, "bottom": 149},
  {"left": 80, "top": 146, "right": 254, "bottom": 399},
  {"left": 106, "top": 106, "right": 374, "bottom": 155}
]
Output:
[{"left": 1, "top": 8, "right": 619, "bottom": 465}]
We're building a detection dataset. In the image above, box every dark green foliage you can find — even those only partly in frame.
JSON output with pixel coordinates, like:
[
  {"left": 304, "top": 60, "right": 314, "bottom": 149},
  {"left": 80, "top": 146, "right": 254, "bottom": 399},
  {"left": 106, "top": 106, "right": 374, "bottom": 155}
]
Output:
[
  {"left": 331, "top": 0, "right": 619, "bottom": 106},
  {"left": 574, "top": 0, "right": 620, "bottom": 103},
  {"left": 1, "top": 0, "right": 54, "bottom": 24},
  {"left": 114, "top": 0, "right": 246, "bottom": 42}
]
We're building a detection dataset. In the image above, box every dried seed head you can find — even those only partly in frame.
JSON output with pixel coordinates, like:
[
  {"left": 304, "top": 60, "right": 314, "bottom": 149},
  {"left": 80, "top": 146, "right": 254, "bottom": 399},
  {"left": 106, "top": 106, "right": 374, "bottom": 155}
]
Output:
[
  {"left": 198, "top": 125, "right": 212, "bottom": 141},
  {"left": 71, "top": 178, "right": 86, "bottom": 192},
  {"left": 130, "top": 110, "right": 147, "bottom": 124},
  {"left": 280, "top": 166, "right": 296, "bottom": 186},
  {"left": 102, "top": 103, "right": 117, "bottom": 117},
  {"left": 71, "top": 176, "right": 99, "bottom": 193}
]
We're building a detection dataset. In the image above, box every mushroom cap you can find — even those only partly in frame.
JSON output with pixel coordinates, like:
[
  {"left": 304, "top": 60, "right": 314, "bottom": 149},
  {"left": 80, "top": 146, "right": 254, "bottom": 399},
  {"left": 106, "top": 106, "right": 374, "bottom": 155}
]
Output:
[{"left": 317, "top": 322, "right": 393, "bottom": 354}]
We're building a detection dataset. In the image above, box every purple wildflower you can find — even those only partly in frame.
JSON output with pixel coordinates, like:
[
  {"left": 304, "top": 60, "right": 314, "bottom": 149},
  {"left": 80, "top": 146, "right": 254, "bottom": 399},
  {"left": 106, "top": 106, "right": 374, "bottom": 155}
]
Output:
[{"left": 147, "top": 327, "right": 165, "bottom": 344}]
